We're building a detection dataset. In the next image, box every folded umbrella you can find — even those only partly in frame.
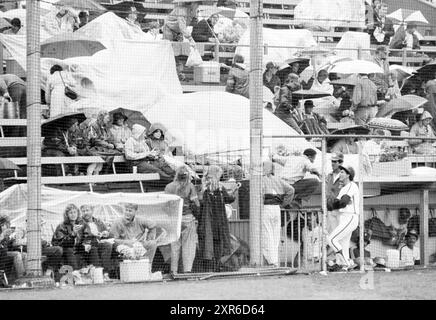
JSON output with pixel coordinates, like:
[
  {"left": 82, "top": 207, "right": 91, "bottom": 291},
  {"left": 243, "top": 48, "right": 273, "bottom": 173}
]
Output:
[
  {"left": 376, "top": 95, "right": 427, "bottom": 118},
  {"left": 329, "top": 60, "right": 384, "bottom": 74}
]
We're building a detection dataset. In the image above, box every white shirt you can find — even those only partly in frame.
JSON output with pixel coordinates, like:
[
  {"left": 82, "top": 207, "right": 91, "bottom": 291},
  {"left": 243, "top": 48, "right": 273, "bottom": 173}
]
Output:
[
  {"left": 337, "top": 182, "right": 360, "bottom": 215},
  {"left": 405, "top": 33, "right": 414, "bottom": 49},
  {"left": 399, "top": 244, "right": 420, "bottom": 266},
  {"left": 274, "top": 155, "right": 317, "bottom": 185}
]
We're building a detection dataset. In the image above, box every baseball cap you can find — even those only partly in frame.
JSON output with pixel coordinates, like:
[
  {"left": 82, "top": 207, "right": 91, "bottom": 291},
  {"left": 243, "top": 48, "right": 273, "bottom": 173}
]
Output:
[
  {"left": 406, "top": 229, "right": 419, "bottom": 239},
  {"left": 331, "top": 152, "right": 344, "bottom": 162},
  {"left": 338, "top": 165, "right": 355, "bottom": 181}
]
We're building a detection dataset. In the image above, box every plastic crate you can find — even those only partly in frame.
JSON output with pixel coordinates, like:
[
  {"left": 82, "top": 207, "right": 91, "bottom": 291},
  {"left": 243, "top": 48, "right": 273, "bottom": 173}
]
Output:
[
  {"left": 119, "top": 259, "right": 151, "bottom": 283},
  {"left": 371, "top": 158, "right": 411, "bottom": 176}
]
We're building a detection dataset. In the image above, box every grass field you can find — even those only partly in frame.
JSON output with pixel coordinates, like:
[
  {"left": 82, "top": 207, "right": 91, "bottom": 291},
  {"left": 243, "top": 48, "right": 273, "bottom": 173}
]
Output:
[{"left": 1, "top": 268, "right": 436, "bottom": 300}]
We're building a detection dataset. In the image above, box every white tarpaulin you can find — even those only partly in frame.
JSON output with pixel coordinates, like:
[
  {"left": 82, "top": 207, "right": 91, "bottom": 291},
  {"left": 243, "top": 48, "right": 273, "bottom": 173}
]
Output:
[
  {"left": 335, "top": 32, "right": 372, "bottom": 60},
  {"left": 294, "top": 0, "right": 365, "bottom": 31},
  {"left": 235, "top": 28, "right": 317, "bottom": 67},
  {"left": 0, "top": 184, "right": 183, "bottom": 246},
  {"left": 144, "top": 91, "right": 315, "bottom": 156}
]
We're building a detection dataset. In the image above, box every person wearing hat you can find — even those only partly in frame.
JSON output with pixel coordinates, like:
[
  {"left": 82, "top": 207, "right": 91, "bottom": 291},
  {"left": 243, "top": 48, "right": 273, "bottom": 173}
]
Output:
[
  {"left": 390, "top": 23, "right": 420, "bottom": 52},
  {"left": 331, "top": 132, "right": 360, "bottom": 154},
  {"left": 370, "top": 46, "right": 390, "bottom": 95},
  {"left": 350, "top": 229, "right": 374, "bottom": 269},
  {"left": 370, "top": 3, "right": 394, "bottom": 46},
  {"left": 351, "top": 73, "right": 378, "bottom": 125},
  {"left": 326, "top": 152, "right": 344, "bottom": 233},
  {"left": 126, "top": 7, "right": 141, "bottom": 28},
  {"left": 399, "top": 229, "right": 420, "bottom": 267},
  {"left": 191, "top": 13, "right": 219, "bottom": 43},
  {"left": 3, "top": 18, "right": 22, "bottom": 35},
  {"left": 263, "top": 62, "right": 281, "bottom": 94},
  {"left": 301, "top": 100, "right": 328, "bottom": 135},
  {"left": 408, "top": 111, "right": 436, "bottom": 154},
  {"left": 326, "top": 164, "right": 359, "bottom": 270},
  {"left": 145, "top": 21, "right": 162, "bottom": 40},
  {"left": 109, "top": 112, "right": 132, "bottom": 152},
  {"left": 225, "top": 54, "right": 250, "bottom": 99}
]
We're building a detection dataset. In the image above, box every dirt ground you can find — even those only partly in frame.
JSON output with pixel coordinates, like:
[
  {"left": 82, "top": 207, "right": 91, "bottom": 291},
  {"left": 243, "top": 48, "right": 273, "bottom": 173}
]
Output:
[{"left": 1, "top": 269, "right": 436, "bottom": 300}]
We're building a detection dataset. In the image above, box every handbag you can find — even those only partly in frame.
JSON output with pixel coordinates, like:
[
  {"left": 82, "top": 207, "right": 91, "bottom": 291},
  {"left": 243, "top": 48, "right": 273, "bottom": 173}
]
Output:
[
  {"left": 364, "top": 208, "right": 391, "bottom": 241},
  {"left": 429, "top": 208, "right": 436, "bottom": 237},
  {"left": 407, "top": 208, "right": 420, "bottom": 235},
  {"left": 382, "top": 208, "right": 401, "bottom": 246},
  {"left": 59, "top": 72, "right": 78, "bottom": 100}
]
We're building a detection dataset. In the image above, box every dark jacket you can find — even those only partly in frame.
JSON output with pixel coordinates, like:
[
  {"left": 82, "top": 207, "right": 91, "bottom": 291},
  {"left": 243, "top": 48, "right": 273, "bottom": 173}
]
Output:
[
  {"left": 390, "top": 26, "right": 420, "bottom": 50},
  {"left": 191, "top": 19, "right": 215, "bottom": 42},
  {"left": 263, "top": 72, "right": 281, "bottom": 94},
  {"left": 43, "top": 127, "right": 88, "bottom": 153},
  {"left": 225, "top": 66, "right": 249, "bottom": 98},
  {"left": 52, "top": 220, "right": 83, "bottom": 248},
  {"left": 81, "top": 217, "right": 111, "bottom": 246},
  {"left": 370, "top": 17, "right": 395, "bottom": 45}
]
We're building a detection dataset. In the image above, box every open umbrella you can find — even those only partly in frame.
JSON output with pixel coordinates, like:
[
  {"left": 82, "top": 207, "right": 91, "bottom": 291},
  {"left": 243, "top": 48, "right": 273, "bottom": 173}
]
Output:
[
  {"left": 331, "top": 124, "right": 370, "bottom": 135},
  {"left": 329, "top": 60, "right": 384, "bottom": 75},
  {"left": 109, "top": 107, "right": 151, "bottom": 130},
  {"left": 198, "top": 5, "right": 236, "bottom": 19},
  {"left": 41, "top": 33, "right": 106, "bottom": 60},
  {"left": 42, "top": 112, "right": 87, "bottom": 136},
  {"left": 0, "top": 18, "right": 11, "bottom": 30},
  {"left": 330, "top": 74, "right": 359, "bottom": 87},
  {"left": 0, "top": 158, "right": 20, "bottom": 171},
  {"left": 367, "top": 118, "right": 409, "bottom": 132},
  {"left": 386, "top": 9, "right": 429, "bottom": 25},
  {"left": 389, "top": 65, "right": 415, "bottom": 83},
  {"left": 409, "top": 60, "right": 436, "bottom": 83},
  {"left": 54, "top": 0, "right": 107, "bottom": 11},
  {"left": 292, "top": 89, "right": 332, "bottom": 100},
  {"left": 276, "top": 58, "right": 310, "bottom": 84},
  {"left": 101, "top": 1, "right": 147, "bottom": 20},
  {"left": 376, "top": 95, "right": 427, "bottom": 118},
  {"left": 297, "top": 46, "right": 332, "bottom": 57}
]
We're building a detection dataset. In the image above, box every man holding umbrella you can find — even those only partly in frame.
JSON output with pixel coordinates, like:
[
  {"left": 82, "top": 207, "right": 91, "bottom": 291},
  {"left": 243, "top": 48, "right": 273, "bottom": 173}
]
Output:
[{"left": 351, "top": 73, "right": 378, "bottom": 125}]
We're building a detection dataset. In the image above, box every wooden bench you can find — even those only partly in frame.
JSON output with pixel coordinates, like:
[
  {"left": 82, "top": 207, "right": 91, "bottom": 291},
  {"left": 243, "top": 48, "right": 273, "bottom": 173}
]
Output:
[
  {"left": 0, "top": 137, "right": 40, "bottom": 147},
  {"left": 0, "top": 119, "right": 27, "bottom": 137}
]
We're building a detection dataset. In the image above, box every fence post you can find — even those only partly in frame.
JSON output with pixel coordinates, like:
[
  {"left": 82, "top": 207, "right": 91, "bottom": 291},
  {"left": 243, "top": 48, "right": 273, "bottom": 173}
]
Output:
[
  {"left": 358, "top": 142, "right": 364, "bottom": 272},
  {"left": 402, "top": 48, "right": 408, "bottom": 66},
  {"left": 321, "top": 137, "right": 327, "bottom": 272},
  {"left": 357, "top": 46, "right": 362, "bottom": 60},
  {"left": 214, "top": 40, "right": 219, "bottom": 63},
  {"left": 264, "top": 43, "right": 268, "bottom": 55},
  {"left": 419, "top": 189, "right": 429, "bottom": 266}
]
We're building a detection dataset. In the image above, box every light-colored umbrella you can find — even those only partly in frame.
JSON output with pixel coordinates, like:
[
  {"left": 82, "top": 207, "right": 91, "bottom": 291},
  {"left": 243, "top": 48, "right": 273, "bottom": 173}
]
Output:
[
  {"left": 389, "top": 65, "right": 415, "bottom": 83},
  {"left": 41, "top": 33, "right": 106, "bottom": 60},
  {"left": 376, "top": 95, "right": 428, "bottom": 118},
  {"left": 329, "top": 60, "right": 384, "bottom": 74},
  {"left": 198, "top": 5, "right": 236, "bottom": 19},
  {"left": 292, "top": 89, "right": 332, "bottom": 99},
  {"left": 0, "top": 18, "right": 11, "bottom": 30},
  {"left": 173, "top": 0, "right": 217, "bottom": 3},
  {"left": 0, "top": 158, "right": 20, "bottom": 171},
  {"left": 330, "top": 74, "right": 359, "bottom": 87},
  {"left": 386, "top": 9, "right": 428, "bottom": 25},
  {"left": 54, "top": 0, "right": 107, "bottom": 11},
  {"left": 298, "top": 46, "right": 332, "bottom": 57}
]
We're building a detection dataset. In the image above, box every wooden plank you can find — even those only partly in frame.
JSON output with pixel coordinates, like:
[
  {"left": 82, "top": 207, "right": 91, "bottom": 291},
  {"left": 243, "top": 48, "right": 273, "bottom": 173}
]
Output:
[
  {"left": 7, "top": 156, "right": 105, "bottom": 166},
  {"left": 11, "top": 173, "right": 160, "bottom": 184},
  {"left": 0, "top": 119, "right": 27, "bottom": 126},
  {"left": 144, "top": 13, "right": 166, "bottom": 20},
  {"left": 420, "top": 189, "right": 430, "bottom": 266},
  {"left": 237, "top": 0, "right": 301, "bottom": 5},
  {"left": 0, "top": 137, "right": 29, "bottom": 147},
  {"left": 140, "top": 2, "right": 174, "bottom": 9},
  {"left": 239, "top": 7, "right": 294, "bottom": 15},
  {"left": 362, "top": 175, "right": 436, "bottom": 183}
]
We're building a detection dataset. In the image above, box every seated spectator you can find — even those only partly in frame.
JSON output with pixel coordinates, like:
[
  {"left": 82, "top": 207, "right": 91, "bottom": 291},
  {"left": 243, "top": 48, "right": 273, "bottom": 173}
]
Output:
[
  {"left": 52, "top": 204, "right": 84, "bottom": 271},
  {"left": 0, "top": 215, "right": 26, "bottom": 279},
  {"left": 3, "top": 18, "right": 22, "bottom": 34},
  {"left": 350, "top": 229, "right": 374, "bottom": 269},
  {"left": 301, "top": 100, "right": 328, "bottom": 135},
  {"left": 390, "top": 23, "right": 420, "bottom": 52},
  {"left": 370, "top": 3, "right": 394, "bottom": 46},
  {"left": 124, "top": 124, "right": 174, "bottom": 183},
  {"left": 275, "top": 73, "right": 303, "bottom": 134},
  {"left": 80, "top": 205, "right": 116, "bottom": 278},
  {"left": 331, "top": 136, "right": 359, "bottom": 154},
  {"left": 42, "top": 117, "right": 89, "bottom": 176},
  {"left": 272, "top": 147, "right": 320, "bottom": 206},
  {"left": 399, "top": 229, "right": 420, "bottom": 266},
  {"left": 385, "top": 71, "right": 401, "bottom": 101},
  {"left": 10, "top": 218, "right": 63, "bottom": 280},
  {"left": 191, "top": 13, "right": 219, "bottom": 42},
  {"left": 263, "top": 62, "right": 281, "bottom": 94},
  {"left": 87, "top": 110, "right": 121, "bottom": 175},
  {"left": 408, "top": 111, "right": 436, "bottom": 154},
  {"left": 110, "top": 203, "right": 158, "bottom": 263},
  {"left": 362, "top": 128, "right": 390, "bottom": 160},
  {"left": 147, "top": 122, "right": 171, "bottom": 156},
  {"left": 78, "top": 11, "right": 89, "bottom": 29},
  {"left": 308, "top": 70, "right": 334, "bottom": 95},
  {"left": 164, "top": 167, "right": 200, "bottom": 274},
  {"left": 145, "top": 21, "right": 162, "bottom": 40},
  {"left": 225, "top": 54, "right": 249, "bottom": 99},
  {"left": 109, "top": 112, "right": 132, "bottom": 152}
]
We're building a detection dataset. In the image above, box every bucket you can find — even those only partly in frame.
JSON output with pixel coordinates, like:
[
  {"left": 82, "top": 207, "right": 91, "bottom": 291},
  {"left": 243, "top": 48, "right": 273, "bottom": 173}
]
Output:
[
  {"left": 0, "top": 99, "right": 20, "bottom": 119},
  {"left": 386, "top": 249, "right": 400, "bottom": 268}
]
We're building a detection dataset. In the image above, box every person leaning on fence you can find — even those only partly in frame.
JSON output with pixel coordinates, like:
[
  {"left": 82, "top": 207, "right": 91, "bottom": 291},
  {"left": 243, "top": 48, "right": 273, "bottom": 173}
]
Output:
[
  {"left": 52, "top": 204, "right": 85, "bottom": 270},
  {"left": 272, "top": 147, "right": 320, "bottom": 207},
  {"left": 109, "top": 112, "right": 132, "bottom": 152},
  {"left": 263, "top": 62, "right": 281, "bottom": 94},
  {"left": 197, "top": 165, "right": 237, "bottom": 272},
  {"left": 408, "top": 111, "right": 436, "bottom": 154},
  {"left": 262, "top": 160, "right": 294, "bottom": 267},
  {"left": 110, "top": 203, "right": 158, "bottom": 263},
  {"left": 225, "top": 54, "right": 250, "bottom": 99},
  {"left": 79, "top": 205, "right": 116, "bottom": 278},
  {"left": 326, "top": 165, "right": 359, "bottom": 270},
  {"left": 191, "top": 13, "right": 219, "bottom": 43},
  {"left": 326, "top": 152, "right": 344, "bottom": 233},
  {"left": 399, "top": 229, "right": 420, "bottom": 267},
  {"left": 164, "top": 167, "right": 200, "bottom": 274},
  {"left": 0, "top": 74, "right": 26, "bottom": 120},
  {"left": 351, "top": 73, "right": 378, "bottom": 125}
]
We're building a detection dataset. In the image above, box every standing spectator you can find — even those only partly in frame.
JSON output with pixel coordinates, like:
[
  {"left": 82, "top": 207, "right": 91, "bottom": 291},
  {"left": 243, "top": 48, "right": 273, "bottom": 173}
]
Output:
[
  {"left": 301, "top": 100, "right": 328, "bottom": 135},
  {"left": 263, "top": 62, "right": 281, "bottom": 94},
  {"left": 192, "top": 13, "right": 219, "bottom": 42},
  {"left": 79, "top": 205, "right": 115, "bottom": 277},
  {"left": 126, "top": 7, "right": 141, "bottom": 28},
  {"left": 109, "top": 112, "right": 132, "bottom": 152},
  {"left": 390, "top": 23, "right": 420, "bottom": 52},
  {"left": 124, "top": 124, "right": 174, "bottom": 182},
  {"left": 272, "top": 147, "right": 321, "bottom": 206},
  {"left": 326, "top": 165, "right": 359, "bottom": 270},
  {"left": 326, "top": 152, "right": 344, "bottom": 233},
  {"left": 0, "top": 74, "right": 26, "bottom": 119},
  {"left": 45, "top": 65, "right": 77, "bottom": 118},
  {"left": 225, "top": 54, "right": 249, "bottom": 99},
  {"left": 3, "top": 18, "right": 22, "bottom": 34},
  {"left": 351, "top": 73, "right": 378, "bottom": 125},
  {"left": 371, "top": 46, "right": 390, "bottom": 96},
  {"left": 424, "top": 73, "right": 436, "bottom": 125},
  {"left": 163, "top": 1, "right": 199, "bottom": 81},
  {"left": 262, "top": 160, "right": 294, "bottom": 266},
  {"left": 164, "top": 167, "right": 200, "bottom": 274},
  {"left": 408, "top": 111, "right": 436, "bottom": 154},
  {"left": 52, "top": 204, "right": 84, "bottom": 271},
  {"left": 370, "top": 3, "right": 395, "bottom": 46},
  {"left": 275, "top": 73, "right": 303, "bottom": 134},
  {"left": 110, "top": 203, "right": 158, "bottom": 263},
  {"left": 197, "top": 165, "right": 237, "bottom": 272},
  {"left": 331, "top": 136, "right": 360, "bottom": 154},
  {"left": 399, "top": 229, "right": 420, "bottom": 266},
  {"left": 77, "top": 11, "right": 89, "bottom": 29},
  {"left": 42, "top": 7, "right": 80, "bottom": 36},
  {"left": 309, "top": 70, "right": 334, "bottom": 95}
]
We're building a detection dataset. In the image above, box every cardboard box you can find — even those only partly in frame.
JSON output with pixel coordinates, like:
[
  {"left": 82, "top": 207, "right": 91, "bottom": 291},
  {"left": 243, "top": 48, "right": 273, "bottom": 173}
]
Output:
[
  {"left": 119, "top": 259, "right": 151, "bottom": 283},
  {"left": 371, "top": 158, "right": 411, "bottom": 176},
  {"left": 193, "top": 62, "right": 220, "bottom": 84}
]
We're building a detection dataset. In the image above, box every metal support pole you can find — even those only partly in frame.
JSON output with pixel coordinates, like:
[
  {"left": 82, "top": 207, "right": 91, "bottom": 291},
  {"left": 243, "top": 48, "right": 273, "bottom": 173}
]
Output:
[
  {"left": 321, "top": 138, "right": 327, "bottom": 272},
  {"left": 26, "top": 0, "right": 42, "bottom": 277},
  {"left": 358, "top": 143, "right": 364, "bottom": 272},
  {"left": 420, "top": 190, "right": 429, "bottom": 266},
  {"left": 249, "top": 0, "right": 263, "bottom": 267}
]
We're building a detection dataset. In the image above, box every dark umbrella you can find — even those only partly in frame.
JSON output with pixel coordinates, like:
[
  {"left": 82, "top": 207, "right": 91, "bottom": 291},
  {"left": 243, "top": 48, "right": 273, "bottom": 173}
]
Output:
[
  {"left": 102, "top": 1, "right": 148, "bottom": 20},
  {"left": 292, "top": 89, "right": 332, "bottom": 99},
  {"left": 0, "top": 158, "right": 20, "bottom": 171},
  {"left": 276, "top": 58, "right": 310, "bottom": 84},
  {"left": 327, "top": 124, "right": 370, "bottom": 149},
  {"left": 330, "top": 75, "right": 358, "bottom": 87},
  {"left": 408, "top": 60, "right": 436, "bottom": 84},
  {"left": 109, "top": 107, "right": 151, "bottom": 130},
  {"left": 41, "top": 112, "right": 87, "bottom": 137}
]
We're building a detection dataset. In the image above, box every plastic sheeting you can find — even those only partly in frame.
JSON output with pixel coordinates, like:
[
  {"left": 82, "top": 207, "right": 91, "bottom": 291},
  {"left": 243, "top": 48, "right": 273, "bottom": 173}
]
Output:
[
  {"left": 235, "top": 28, "right": 317, "bottom": 67},
  {"left": 0, "top": 184, "right": 183, "bottom": 246},
  {"left": 335, "top": 32, "right": 372, "bottom": 61},
  {"left": 294, "top": 0, "right": 366, "bottom": 31}
]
